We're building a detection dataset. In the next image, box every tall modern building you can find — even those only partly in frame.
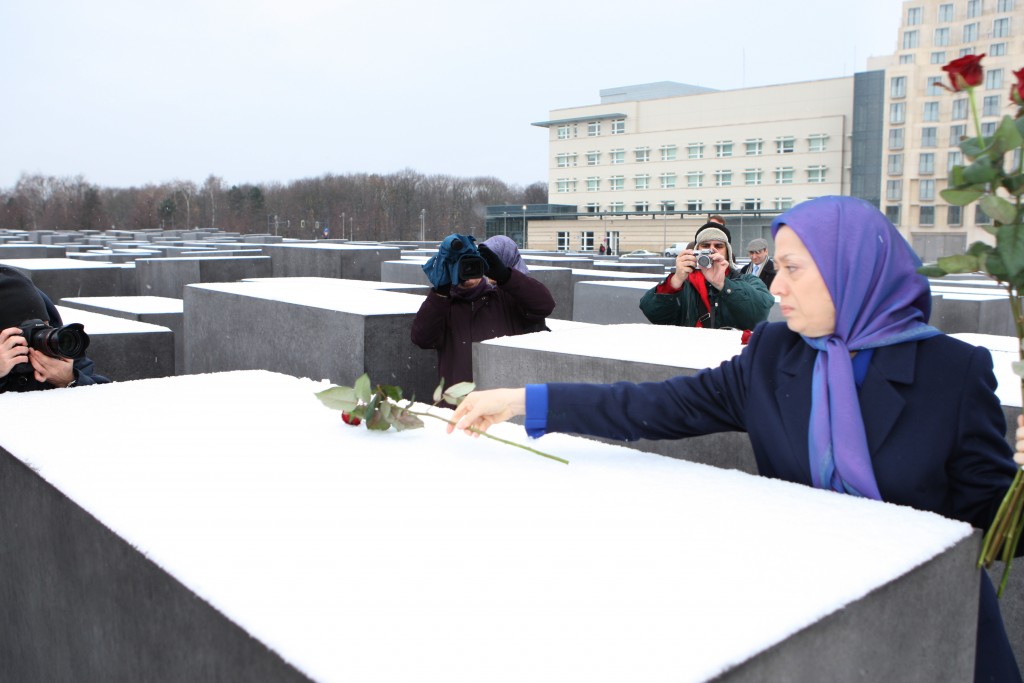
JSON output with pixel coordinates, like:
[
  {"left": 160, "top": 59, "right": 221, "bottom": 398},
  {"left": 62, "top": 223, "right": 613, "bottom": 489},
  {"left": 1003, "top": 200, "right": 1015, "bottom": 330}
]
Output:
[{"left": 527, "top": 0, "right": 1022, "bottom": 258}]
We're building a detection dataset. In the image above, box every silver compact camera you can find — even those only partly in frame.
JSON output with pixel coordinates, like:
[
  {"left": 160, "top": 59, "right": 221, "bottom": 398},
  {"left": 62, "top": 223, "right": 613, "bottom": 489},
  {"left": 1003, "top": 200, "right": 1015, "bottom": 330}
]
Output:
[{"left": 694, "top": 249, "right": 715, "bottom": 269}]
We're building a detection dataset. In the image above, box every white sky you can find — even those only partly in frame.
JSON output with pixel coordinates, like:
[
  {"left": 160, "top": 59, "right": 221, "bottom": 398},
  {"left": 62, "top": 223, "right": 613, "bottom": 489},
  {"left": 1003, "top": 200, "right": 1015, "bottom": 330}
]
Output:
[{"left": 0, "top": 0, "right": 903, "bottom": 190}]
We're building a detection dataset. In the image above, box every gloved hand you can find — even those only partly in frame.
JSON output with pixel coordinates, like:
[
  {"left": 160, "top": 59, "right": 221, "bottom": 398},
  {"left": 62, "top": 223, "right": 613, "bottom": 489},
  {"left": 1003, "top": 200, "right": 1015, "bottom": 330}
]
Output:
[
  {"left": 434, "top": 283, "right": 451, "bottom": 297},
  {"left": 478, "top": 244, "right": 511, "bottom": 285}
]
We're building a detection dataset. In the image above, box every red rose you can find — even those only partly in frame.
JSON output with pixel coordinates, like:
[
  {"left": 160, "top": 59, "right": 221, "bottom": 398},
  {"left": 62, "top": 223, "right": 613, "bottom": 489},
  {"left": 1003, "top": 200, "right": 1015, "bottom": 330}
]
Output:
[
  {"left": 942, "top": 54, "right": 986, "bottom": 91},
  {"left": 341, "top": 411, "right": 362, "bottom": 426},
  {"left": 1012, "top": 67, "right": 1024, "bottom": 107}
]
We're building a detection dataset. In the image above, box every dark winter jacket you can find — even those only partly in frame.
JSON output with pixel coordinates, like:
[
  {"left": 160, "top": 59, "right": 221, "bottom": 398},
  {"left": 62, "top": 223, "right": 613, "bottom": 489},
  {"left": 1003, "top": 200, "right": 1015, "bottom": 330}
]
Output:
[
  {"left": 639, "top": 269, "right": 773, "bottom": 330},
  {"left": 410, "top": 270, "right": 555, "bottom": 387},
  {"left": 740, "top": 258, "right": 777, "bottom": 289}
]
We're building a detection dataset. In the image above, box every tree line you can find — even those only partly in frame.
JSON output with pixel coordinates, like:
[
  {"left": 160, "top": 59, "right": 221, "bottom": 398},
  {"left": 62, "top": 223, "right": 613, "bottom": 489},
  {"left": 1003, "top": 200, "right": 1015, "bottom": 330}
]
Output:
[{"left": 0, "top": 170, "right": 548, "bottom": 241}]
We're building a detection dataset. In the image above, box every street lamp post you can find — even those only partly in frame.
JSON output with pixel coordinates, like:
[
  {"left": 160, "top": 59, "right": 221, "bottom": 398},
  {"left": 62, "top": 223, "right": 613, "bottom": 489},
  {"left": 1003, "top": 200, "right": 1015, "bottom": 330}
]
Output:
[
  {"left": 341, "top": 212, "right": 346, "bottom": 241},
  {"left": 420, "top": 209, "right": 426, "bottom": 242},
  {"left": 521, "top": 204, "right": 527, "bottom": 247},
  {"left": 662, "top": 205, "right": 668, "bottom": 256}
]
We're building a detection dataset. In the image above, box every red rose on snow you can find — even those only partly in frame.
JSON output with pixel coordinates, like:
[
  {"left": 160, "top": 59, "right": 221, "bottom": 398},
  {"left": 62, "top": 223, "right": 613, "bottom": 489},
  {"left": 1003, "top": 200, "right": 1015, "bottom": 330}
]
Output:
[
  {"left": 942, "top": 54, "right": 986, "bottom": 91},
  {"left": 341, "top": 411, "right": 362, "bottom": 426},
  {"left": 1012, "top": 68, "right": 1024, "bottom": 107}
]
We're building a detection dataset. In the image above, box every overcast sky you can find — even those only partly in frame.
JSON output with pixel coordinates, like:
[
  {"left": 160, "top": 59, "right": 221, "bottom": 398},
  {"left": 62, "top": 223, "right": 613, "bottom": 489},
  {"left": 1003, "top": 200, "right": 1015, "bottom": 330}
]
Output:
[{"left": 0, "top": 0, "right": 903, "bottom": 191}]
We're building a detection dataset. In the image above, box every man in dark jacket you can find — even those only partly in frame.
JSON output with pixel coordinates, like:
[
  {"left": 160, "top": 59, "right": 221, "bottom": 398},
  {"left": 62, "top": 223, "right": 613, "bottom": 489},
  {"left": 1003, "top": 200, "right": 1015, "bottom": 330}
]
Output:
[
  {"left": 639, "top": 223, "right": 773, "bottom": 330},
  {"left": 739, "top": 238, "right": 777, "bottom": 289},
  {"left": 411, "top": 235, "right": 555, "bottom": 389},
  {"left": 0, "top": 266, "right": 109, "bottom": 393}
]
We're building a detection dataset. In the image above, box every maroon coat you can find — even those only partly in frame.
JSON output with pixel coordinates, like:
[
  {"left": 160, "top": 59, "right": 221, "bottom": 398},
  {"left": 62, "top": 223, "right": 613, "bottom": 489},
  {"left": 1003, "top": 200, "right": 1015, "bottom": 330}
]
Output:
[{"left": 410, "top": 270, "right": 555, "bottom": 387}]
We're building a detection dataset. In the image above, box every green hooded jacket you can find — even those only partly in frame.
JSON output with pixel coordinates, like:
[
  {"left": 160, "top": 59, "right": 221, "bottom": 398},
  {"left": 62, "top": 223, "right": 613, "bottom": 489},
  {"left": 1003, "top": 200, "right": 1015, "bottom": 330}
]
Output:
[{"left": 638, "top": 270, "right": 774, "bottom": 329}]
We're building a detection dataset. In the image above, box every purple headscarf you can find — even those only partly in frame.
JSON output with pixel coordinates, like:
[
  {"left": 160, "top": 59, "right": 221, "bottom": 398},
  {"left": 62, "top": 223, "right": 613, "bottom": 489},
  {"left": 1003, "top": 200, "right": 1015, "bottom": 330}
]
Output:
[
  {"left": 771, "top": 196, "right": 940, "bottom": 500},
  {"left": 481, "top": 235, "right": 530, "bottom": 275}
]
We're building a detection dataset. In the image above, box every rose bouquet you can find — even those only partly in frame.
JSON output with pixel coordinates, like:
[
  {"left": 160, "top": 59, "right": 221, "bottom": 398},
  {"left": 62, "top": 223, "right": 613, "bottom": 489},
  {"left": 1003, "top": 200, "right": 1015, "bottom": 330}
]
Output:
[{"left": 919, "top": 54, "right": 1024, "bottom": 596}]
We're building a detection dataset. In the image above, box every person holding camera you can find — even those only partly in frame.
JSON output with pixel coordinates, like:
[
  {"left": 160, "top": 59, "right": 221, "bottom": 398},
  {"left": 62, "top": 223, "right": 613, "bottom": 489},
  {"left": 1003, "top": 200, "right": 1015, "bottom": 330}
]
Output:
[
  {"left": 639, "top": 222, "right": 773, "bottom": 330},
  {"left": 0, "top": 266, "right": 109, "bottom": 393},
  {"left": 411, "top": 233, "right": 555, "bottom": 390}
]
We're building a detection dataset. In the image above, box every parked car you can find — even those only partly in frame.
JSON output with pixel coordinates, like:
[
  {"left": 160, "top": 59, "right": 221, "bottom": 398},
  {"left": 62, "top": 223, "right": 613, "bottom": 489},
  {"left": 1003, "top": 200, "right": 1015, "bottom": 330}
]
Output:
[
  {"left": 622, "top": 250, "right": 660, "bottom": 257},
  {"left": 664, "top": 242, "right": 688, "bottom": 257}
]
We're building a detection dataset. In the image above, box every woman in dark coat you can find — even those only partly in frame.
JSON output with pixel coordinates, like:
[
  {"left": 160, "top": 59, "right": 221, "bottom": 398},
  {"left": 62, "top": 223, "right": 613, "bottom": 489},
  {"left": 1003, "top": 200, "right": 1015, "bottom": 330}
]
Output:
[
  {"left": 411, "top": 234, "right": 554, "bottom": 388},
  {"left": 449, "top": 197, "right": 1023, "bottom": 683}
]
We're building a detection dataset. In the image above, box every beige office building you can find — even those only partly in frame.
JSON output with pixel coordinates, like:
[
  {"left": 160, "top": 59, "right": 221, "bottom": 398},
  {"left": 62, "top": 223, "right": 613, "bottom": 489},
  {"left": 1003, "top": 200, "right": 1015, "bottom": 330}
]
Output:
[{"left": 525, "top": 0, "right": 1022, "bottom": 259}]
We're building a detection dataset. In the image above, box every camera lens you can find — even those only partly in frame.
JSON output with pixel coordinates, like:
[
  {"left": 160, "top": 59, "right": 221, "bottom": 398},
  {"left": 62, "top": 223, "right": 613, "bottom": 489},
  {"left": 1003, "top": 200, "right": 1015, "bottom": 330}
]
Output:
[
  {"left": 696, "top": 253, "right": 712, "bottom": 269},
  {"left": 35, "top": 323, "right": 90, "bottom": 359},
  {"left": 451, "top": 239, "right": 463, "bottom": 251}
]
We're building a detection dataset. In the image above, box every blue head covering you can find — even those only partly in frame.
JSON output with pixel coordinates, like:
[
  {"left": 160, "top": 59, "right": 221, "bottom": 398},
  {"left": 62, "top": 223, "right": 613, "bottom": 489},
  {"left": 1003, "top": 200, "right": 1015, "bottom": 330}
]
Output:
[
  {"left": 770, "top": 196, "right": 940, "bottom": 500},
  {"left": 422, "top": 234, "right": 480, "bottom": 288}
]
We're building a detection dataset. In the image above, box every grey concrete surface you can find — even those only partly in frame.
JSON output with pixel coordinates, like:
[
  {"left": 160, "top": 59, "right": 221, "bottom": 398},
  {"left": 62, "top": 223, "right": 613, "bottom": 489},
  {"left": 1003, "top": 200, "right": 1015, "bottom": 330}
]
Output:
[
  {"left": 572, "top": 280, "right": 656, "bottom": 324},
  {"left": 135, "top": 256, "right": 273, "bottom": 298},
  {"left": 265, "top": 243, "right": 402, "bottom": 281},
  {"left": 57, "top": 306, "right": 175, "bottom": 380},
  {"left": 0, "top": 258, "right": 126, "bottom": 300}
]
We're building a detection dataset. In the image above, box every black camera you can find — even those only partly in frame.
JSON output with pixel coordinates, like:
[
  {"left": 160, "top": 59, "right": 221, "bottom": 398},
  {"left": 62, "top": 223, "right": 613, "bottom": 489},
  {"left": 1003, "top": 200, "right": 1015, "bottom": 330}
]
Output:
[
  {"left": 18, "top": 319, "right": 90, "bottom": 360},
  {"left": 458, "top": 255, "right": 486, "bottom": 281}
]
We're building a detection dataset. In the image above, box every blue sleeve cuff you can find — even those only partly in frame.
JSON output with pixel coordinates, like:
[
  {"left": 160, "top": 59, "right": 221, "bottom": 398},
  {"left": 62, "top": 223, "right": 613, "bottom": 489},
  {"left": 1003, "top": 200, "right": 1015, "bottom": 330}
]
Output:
[{"left": 524, "top": 384, "right": 548, "bottom": 438}]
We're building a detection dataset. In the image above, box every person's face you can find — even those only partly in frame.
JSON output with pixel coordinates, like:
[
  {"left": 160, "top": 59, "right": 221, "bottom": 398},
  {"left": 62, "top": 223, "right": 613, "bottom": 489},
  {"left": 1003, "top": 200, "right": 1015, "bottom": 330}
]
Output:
[
  {"left": 696, "top": 240, "right": 728, "bottom": 260},
  {"left": 748, "top": 248, "right": 768, "bottom": 265},
  {"left": 459, "top": 277, "right": 484, "bottom": 288},
  {"left": 770, "top": 226, "right": 836, "bottom": 338}
]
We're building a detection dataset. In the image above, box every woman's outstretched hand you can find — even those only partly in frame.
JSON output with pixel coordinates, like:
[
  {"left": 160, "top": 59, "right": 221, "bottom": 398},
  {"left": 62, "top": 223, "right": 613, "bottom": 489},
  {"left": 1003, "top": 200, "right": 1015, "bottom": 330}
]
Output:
[
  {"left": 448, "top": 388, "right": 527, "bottom": 436},
  {"left": 1015, "top": 415, "right": 1024, "bottom": 467}
]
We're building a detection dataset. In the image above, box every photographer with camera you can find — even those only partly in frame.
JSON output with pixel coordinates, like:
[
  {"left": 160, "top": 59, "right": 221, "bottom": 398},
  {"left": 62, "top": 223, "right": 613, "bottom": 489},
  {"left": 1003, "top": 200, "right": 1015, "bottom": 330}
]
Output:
[
  {"left": 0, "top": 266, "right": 109, "bottom": 393},
  {"left": 639, "top": 222, "right": 773, "bottom": 331},
  {"left": 411, "top": 233, "right": 555, "bottom": 391}
]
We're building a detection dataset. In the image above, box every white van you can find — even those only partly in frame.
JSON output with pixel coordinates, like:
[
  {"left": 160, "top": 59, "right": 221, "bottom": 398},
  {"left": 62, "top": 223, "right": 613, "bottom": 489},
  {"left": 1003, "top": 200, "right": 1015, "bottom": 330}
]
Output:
[{"left": 664, "top": 242, "right": 688, "bottom": 257}]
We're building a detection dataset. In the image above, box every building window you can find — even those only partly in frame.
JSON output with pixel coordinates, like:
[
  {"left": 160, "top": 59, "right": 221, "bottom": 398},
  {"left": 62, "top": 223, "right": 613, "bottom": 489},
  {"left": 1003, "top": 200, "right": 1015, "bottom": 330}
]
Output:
[
  {"left": 921, "top": 127, "right": 937, "bottom": 147},
  {"left": 687, "top": 200, "right": 703, "bottom": 212},
  {"left": 939, "top": 3, "right": 954, "bottom": 21},
  {"left": 660, "top": 173, "right": 677, "bottom": 189},
  {"left": 660, "top": 201, "right": 676, "bottom": 212},
  {"left": 586, "top": 151, "right": 601, "bottom": 166},
  {"left": 774, "top": 197, "right": 794, "bottom": 210},
  {"left": 714, "top": 199, "right": 732, "bottom": 212},
  {"left": 660, "top": 145, "right": 677, "bottom": 161},
  {"left": 584, "top": 203, "right": 600, "bottom": 213},
  {"left": 745, "top": 168, "right": 763, "bottom": 185},
  {"left": 948, "top": 205, "right": 963, "bottom": 225},
  {"left": 635, "top": 202, "right": 649, "bottom": 213},
  {"left": 889, "top": 128, "right": 905, "bottom": 150},
  {"left": 775, "top": 167, "right": 794, "bottom": 184},
  {"left": 931, "top": 51, "right": 948, "bottom": 64},
  {"left": 687, "top": 142, "right": 704, "bottom": 159},
  {"left": 923, "top": 102, "right": 940, "bottom": 122},
  {"left": 948, "top": 150, "right": 963, "bottom": 171},
  {"left": 960, "top": 46, "right": 976, "bottom": 57},
  {"left": 993, "top": 17, "right": 1011, "bottom": 37},
  {"left": 715, "top": 170, "right": 733, "bottom": 186},
  {"left": 609, "top": 176, "right": 624, "bottom": 191},
  {"left": 634, "top": 147, "right": 650, "bottom": 163},
  {"left": 952, "top": 98, "right": 969, "bottom": 120},
  {"left": 891, "top": 76, "right": 907, "bottom": 98},
  {"left": 964, "top": 22, "right": 979, "bottom": 42},
  {"left": 890, "top": 102, "right": 906, "bottom": 124},
  {"left": 900, "top": 54, "right": 916, "bottom": 65},
  {"left": 556, "top": 153, "right": 578, "bottom": 168},
  {"left": 586, "top": 177, "right": 600, "bottom": 192},
  {"left": 888, "top": 154, "right": 904, "bottom": 175},
  {"left": 634, "top": 174, "right": 650, "bottom": 190},
  {"left": 610, "top": 119, "right": 625, "bottom": 135},
  {"left": 927, "top": 76, "right": 944, "bottom": 96},
  {"left": 919, "top": 152, "right": 935, "bottom": 174},
  {"left": 610, "top": 149, "right": 625, "bottom": 164},
  {"left": 807, "top": 165, "right": 827, "bottom": 183},
  {"left": 903, "top": 30, "right": 919, "bottom": 49},
  {"left": 950, "top": 124, "right": 967, "bottom": 145},
  {"left": 686, "top": 171, "right": 703, "bottom": 188},
  {"left": 775, "top": 136, "right": 796, "bottom": 154},
  {"left": 745, "top": 138, "right": 763, "bottom": 155},
  {"left": 587, "top": 121, "right": 601, "bottom": 136},
  {"left": 968, "top": 0, "right": 982, "bottom": 17},
  {"left": 886, "top": 205, "right": 901, "bottom": 224},
  {"left": 715, "top": 141, "right": 734, "bottom": 158},
  {"left": 886, "top": 179, "right": 903, "bottom": 200},
  {"left": 991, "top": 42, "right": 1008, "bottom": 56},
  {"left": 555, "top": 178, "right": 576, "bottom": 193},
  {"left": 986, "top": 68, "right": 1004, "bottom": 90},
  {"left": 808, "top": 134, "right": 829, "bottom": 152},
  {"left": 744, "top": 198, "right": 762, "bottom": 211},
  {"left": 982, "top": 121, "right": 998, "bottom": 136},
  {"left": 998, "top": 0, "right": 1014, "bottom": 10},
  {"left": 977, "top": 205, "right": 992, "bottom": 224},
  {"left": 983, "top": 95, "right": 1001, "bottom": 116},
  {"left": 920, "top": 206, "right": 936, "bottom": 225},
  {"left": 934, "top": 27, "right": 950, "bottom": 46},
  {"left": 907, "top": 6, "right": 922, "bottom": 24},
  {"left": 556, "top": 232, "right": 570, "bottom": 251},
  {"left": 556, "top": 124, "right": 576, "bottom": 139},
  {"left": 580, "top": 232, "right": 595, "bottom": 250},
  {"left": 608, "top": 202, "right": 625, "bottom": 213},
  {"left": 920, "top": 179, "right": 936, "bottom": 200}
]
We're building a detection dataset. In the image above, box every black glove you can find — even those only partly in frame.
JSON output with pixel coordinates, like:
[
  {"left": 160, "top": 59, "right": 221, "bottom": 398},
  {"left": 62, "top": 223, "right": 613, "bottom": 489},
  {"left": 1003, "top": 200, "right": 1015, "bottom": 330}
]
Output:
[
  {"left": 434, "top": 283, "right": 451, "bottom": 297},
  {"left": 478, "top": 245, "right": 511, "bottom": 285}
]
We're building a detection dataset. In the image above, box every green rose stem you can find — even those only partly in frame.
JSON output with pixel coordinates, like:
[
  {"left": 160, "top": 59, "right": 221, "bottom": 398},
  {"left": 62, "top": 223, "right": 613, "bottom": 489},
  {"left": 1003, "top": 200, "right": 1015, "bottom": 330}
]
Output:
[{"left": 404, "top": 405, "right": 569, "bottom": 465}]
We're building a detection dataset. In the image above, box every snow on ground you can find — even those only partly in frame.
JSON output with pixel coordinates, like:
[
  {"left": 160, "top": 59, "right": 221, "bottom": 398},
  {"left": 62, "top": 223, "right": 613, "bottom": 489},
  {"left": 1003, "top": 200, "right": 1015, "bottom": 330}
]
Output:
[{"left": 0, "top": 369, "right": 970, "bottom": 683}]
